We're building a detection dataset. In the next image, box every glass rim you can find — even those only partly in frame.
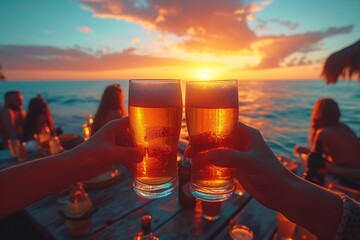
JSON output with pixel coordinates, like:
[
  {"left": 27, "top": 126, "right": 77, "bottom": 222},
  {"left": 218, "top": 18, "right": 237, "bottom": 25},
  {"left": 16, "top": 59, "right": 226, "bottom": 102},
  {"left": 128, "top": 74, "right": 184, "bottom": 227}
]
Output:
[
  {"left": 229, "top": 225, "right": 254, "bottom": 239},
  {"left": 129, "top": 79, "right": 181, "bottom": 84},
  {"left": 186, "top": 79, "right": 238, "bottom": 84}
]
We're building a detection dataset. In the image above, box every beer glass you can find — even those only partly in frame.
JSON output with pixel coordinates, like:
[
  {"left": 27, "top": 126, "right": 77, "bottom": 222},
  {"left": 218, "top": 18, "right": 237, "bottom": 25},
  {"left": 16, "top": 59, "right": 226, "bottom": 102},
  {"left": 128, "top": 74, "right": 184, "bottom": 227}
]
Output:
[
  {"left": 129, "top": 79, "right": 182, "bottom": 199},
  {"left": 186, "top": 80, "right": 238, "bottom": 201}
]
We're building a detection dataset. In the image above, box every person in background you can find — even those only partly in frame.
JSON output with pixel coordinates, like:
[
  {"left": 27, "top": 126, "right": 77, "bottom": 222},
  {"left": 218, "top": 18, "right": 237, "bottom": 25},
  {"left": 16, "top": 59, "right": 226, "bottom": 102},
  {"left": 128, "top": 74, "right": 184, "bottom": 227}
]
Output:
[
  {"left": 294, "top": 98, "right": 360, "bottom": 181},
  {"left": 91, "top": 84, "right": 126, "bottom": 135},
  {"left": 0, "top": 91, "right": 26, "bottom": 146},
  {"left": 23, "top": 94, "right": 54, "bottom": 140}
]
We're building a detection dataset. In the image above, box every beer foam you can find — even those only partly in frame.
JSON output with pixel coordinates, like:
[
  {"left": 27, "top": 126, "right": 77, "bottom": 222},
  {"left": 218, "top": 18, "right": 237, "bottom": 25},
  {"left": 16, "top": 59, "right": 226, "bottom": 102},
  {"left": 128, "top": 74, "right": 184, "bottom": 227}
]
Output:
[
  {"left": 129, "top": 80, "right": 182, "bottom": 107},
  {"left": 186, "top": 80, "right": 238, "bottom": 108}
]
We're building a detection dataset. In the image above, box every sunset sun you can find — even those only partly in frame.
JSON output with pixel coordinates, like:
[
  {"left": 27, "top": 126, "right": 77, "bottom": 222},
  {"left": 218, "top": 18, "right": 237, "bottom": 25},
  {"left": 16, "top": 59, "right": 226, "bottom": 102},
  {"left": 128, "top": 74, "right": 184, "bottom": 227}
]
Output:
[{"left": 197, "top": 68, "right": 213, "bottom": 80}]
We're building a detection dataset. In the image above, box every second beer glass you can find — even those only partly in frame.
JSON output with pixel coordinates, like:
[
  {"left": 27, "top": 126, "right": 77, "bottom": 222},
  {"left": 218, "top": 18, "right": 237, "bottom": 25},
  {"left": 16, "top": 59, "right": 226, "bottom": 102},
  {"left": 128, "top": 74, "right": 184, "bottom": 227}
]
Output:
[
  {"left": 129, "top": 80, "right": 182, "bottom": 199},
  {"left": 186, "top": 80, "right": 238, "bottom": 201}
]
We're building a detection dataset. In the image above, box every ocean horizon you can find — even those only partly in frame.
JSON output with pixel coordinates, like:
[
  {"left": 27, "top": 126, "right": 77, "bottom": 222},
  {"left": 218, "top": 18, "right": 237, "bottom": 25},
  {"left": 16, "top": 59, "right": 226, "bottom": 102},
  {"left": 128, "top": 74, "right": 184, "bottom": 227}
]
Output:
[{"left": 1, "top": 79, "right": 359, "bottom": 159}]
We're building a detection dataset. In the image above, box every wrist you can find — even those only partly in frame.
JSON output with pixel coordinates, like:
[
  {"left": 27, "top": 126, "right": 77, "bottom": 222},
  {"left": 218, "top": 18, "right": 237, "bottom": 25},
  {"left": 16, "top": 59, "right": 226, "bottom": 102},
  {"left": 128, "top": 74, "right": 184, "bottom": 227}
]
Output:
[
  {"left": 67, "top": 142, "right": 106, "bottom": 181},
  {"left": 270, "top": 169, "right": 300, "bottom": 212}
]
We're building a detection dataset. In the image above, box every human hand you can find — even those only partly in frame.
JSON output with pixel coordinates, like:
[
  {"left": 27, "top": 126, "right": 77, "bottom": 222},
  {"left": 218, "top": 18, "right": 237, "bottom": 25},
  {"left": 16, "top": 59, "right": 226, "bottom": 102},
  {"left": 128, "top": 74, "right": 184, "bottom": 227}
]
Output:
[
  {"left": 77, "top": 117, "right": 142, "bottom": 177},
  {"left": 185, "top": 122, "right": 292, "bottom": 208},
  {"left": 294, "top": 145, "right": 310, "bottom": 156}
]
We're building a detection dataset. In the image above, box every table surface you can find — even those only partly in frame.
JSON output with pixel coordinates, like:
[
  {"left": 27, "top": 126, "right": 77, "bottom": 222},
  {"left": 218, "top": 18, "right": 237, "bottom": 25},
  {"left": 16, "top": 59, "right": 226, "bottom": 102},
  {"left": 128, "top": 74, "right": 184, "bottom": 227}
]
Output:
[
  {"left": 23, "top": 165, "right": 278, "bottom": 240},
  {"left": 0, "top": 148, "right": 279, "bottom": 240},
  {"left": 0, "top": 149, "right": 42, "bottom": 169},
  {"left": 12, "top": 148, "right": 360, "bottom": 240}
]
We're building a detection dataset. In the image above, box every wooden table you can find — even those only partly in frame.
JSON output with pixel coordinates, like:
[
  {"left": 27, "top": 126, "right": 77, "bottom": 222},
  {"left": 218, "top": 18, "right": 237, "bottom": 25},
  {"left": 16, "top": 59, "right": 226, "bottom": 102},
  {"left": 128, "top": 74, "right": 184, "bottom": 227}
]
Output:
[
  {"left": 23, "top": 165, "right": 277, "bottom": 240},
  {"left": 5, "top": 149, "right": 360, "bottom": 239},
  {"left": 0, "top": 149, "right": 42, "bottom": 170}
]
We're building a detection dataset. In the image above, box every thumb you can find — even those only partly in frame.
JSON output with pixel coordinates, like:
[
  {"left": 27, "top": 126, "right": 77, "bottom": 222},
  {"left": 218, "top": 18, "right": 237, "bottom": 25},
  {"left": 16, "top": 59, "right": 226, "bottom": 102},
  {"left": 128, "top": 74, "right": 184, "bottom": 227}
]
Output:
[
  {"left": 207, "top": 149, "right": 252, "bottom": 168},
  {"left": 112, "top": 147, "right": 143, "bottom": 174}
]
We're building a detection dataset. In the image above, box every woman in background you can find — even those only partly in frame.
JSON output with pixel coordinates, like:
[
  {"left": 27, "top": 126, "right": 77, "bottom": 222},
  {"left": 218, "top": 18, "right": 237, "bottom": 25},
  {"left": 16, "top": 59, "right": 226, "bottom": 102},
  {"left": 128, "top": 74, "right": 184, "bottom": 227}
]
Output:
[
  {"left": 91, "top": 84, "right": 126, "bottom": 135},
  {"left": 294, "top": 98, "right": 360, "bottom": 189},
  {"left": 23, "top": 94, "right": 54, "bottom": 140},
  {"left": 294, "top": 98, "right": 360, "bottom": 167}
]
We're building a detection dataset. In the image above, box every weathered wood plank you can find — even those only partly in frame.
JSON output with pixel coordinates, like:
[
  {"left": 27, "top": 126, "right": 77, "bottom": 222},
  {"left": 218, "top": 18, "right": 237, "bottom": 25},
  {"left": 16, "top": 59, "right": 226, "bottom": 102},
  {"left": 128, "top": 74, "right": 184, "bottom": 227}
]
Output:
[
  {"left": 25, "top": 167, "right": 153, "bottom": 239},
  {"left": 214, "top": 199, "right": 277, "bottom": 240},
  {"left": 154, "top": 194, "right": 251, "bottom": 240},
  {"left": 0, "top": 150, "right": 42, "bottom": 169},
  {"left": 87, "top": 191, "right": 182, "bottom": 240}
]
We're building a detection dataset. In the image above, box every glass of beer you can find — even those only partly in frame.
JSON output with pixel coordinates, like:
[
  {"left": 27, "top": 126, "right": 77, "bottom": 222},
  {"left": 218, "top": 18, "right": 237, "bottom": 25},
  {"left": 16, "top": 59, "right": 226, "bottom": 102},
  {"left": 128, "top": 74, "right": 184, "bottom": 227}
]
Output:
[
  {"left": 129, "top": 79, "right": 182, "bottom": 199},
  {"left": 186, "top": 80, "right": 238, "bottom": 201}
]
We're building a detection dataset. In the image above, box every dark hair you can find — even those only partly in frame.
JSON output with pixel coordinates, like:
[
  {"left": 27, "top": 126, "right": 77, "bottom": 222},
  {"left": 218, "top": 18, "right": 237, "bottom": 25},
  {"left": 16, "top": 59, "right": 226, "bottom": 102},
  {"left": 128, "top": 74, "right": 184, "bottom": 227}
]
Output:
[
  {"left": 91, "top": 84, "right": 125, "bottom": 135},
  {"left": 310, "top": 98, "right": 340, "bottom": 141},
  {"left": 4, "top": 91, "right": 21, "bottom": 102},
  {"left": 24, "top": 95, "right": 54, "bottom": 138}
]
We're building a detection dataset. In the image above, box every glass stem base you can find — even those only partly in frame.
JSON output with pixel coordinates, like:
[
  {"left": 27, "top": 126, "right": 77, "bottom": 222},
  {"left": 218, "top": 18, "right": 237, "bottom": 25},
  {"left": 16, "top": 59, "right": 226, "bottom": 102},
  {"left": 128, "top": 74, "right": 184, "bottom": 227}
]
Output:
[
  {"left": 190, "top": 182, "right": 234, "bottom": 201},
  {"left": 133, "top": 178, "right": 178, "bottom": 199}
]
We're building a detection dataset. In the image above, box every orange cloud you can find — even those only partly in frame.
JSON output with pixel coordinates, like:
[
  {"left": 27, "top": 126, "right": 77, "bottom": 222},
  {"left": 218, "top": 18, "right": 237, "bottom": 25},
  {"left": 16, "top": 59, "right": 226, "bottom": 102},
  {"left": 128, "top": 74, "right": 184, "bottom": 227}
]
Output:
[
  {"left": 252, "top": 25, "right": 353, "bottom": 69},
  {"left": 0, "top": 45, "right": 219, "bottom": 72},
  {"left": 79, "top": 0, "right": 257, "bottom": 50},
  {"left": 131, "top": 38, "right": 140, "bottom": 44},
  {"left": 78, "top": 26, "right": 93, "bottom": 33},
  {"left": 78, "top": 0, "right": 353, "bottom": 70}
]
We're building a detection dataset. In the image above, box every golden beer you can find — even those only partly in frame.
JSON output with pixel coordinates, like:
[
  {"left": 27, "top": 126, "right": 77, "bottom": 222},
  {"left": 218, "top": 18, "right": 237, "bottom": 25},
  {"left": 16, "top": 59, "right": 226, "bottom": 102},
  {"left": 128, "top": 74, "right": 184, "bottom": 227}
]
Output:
[
  {"left": 186, "top": 80, "right": 238, "bottom": 201},
  {"left": 129, "top": 80, "right": 182, "bottom": 199}
]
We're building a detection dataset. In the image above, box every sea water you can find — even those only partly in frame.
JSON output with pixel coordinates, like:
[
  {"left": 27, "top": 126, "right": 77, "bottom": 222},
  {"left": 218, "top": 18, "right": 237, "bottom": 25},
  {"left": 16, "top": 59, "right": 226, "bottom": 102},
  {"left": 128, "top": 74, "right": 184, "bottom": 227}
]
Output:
[{"left": 1, "top": 80, "right": 359, "bottom": 158}]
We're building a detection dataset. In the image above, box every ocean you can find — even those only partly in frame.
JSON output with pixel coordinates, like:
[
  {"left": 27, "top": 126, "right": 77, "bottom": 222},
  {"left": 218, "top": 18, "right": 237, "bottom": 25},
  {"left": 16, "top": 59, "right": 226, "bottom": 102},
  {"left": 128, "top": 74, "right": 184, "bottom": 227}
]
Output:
[{"left": 1, "top": 80, "right": 359, "bottom": 158}]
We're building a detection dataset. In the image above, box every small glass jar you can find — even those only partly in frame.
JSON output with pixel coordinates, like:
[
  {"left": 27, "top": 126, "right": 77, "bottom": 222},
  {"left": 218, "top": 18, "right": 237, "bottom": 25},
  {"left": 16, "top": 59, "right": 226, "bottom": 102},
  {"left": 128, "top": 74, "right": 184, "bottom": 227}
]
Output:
[{"left": 229, "top": 225, "right": 254, "bottom": 240}]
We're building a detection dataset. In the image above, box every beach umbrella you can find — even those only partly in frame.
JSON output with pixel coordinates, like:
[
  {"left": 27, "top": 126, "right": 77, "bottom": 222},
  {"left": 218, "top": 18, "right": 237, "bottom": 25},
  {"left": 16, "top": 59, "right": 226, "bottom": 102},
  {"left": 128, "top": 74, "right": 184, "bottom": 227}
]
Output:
[{"left": 322, "top": 40, "right": 360, "bottom": 84}]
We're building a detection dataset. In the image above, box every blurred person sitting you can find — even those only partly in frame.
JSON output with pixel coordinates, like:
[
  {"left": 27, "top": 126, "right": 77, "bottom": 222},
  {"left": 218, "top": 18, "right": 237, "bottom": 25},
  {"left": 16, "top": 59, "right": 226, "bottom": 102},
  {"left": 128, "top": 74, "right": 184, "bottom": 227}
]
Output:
[
  {"left": 23, "top": 94, "right": 55, "bottom": 140},
  {"left": 0, "top": 91, "right": 26, "bottom": 147},
  {"left": 294, "top": 98, "right": 360, "bottom": 187},
  {"left": 91, "top": 84, "right": 126, "bottom": 135}
]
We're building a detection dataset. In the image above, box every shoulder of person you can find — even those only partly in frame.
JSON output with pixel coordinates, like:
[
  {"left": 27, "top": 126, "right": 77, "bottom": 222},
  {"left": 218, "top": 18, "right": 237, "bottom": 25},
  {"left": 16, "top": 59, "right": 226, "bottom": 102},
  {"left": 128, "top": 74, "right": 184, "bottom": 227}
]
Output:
[
  {"left": 314, "top": 128, "right": 327, "bottom": 139},
  {"left": 338, "top": 122, "right": 353, "bottom": 131}
]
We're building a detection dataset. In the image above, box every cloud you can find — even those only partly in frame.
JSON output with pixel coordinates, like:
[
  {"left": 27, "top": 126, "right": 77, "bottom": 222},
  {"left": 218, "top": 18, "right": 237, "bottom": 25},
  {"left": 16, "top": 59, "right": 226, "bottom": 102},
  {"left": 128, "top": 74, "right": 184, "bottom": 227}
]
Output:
[
  {"left": 252, "top": 25, "right": 353, "bottom": 69},
  {"left": 78, "top": 0, "right": 354, "bottom": 70},
  {"left": 254, "top": 18, "right": 299, "bottom": 34},
  {"left": 78, "top": 26, "right": 93, "bottom": 33},
  {"left": 0, "top": 45, "right": 218, "bottom": 72},
  {"left": 78, "top": 0, "right": 261, "bottom": 51},
  {"left": 131, "top": 38, "right": 140, "bottom": 44}
]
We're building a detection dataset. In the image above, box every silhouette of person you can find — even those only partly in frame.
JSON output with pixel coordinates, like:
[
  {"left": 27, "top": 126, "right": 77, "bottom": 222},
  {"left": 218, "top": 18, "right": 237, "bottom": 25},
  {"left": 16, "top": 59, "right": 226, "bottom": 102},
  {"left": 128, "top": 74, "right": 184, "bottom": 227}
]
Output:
[
  {"left": 0, "top": 91, "right": 26, "bottom": 146},
  {"left": 91, "top": 84, "right": 126, "bottom": 135},
  {"left": 294, "top": 98, "right": 360, "bottom": 168},
  {"left": 23, "top": 95, "right": 55, "bottom": 140}
]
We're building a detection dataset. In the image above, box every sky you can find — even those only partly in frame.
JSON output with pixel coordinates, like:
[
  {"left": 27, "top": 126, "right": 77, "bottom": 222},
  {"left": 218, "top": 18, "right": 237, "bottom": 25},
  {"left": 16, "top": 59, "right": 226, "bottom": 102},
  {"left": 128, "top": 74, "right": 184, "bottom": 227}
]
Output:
[{"left": 0, "top": 0, "right": 359, "bottom": 81}]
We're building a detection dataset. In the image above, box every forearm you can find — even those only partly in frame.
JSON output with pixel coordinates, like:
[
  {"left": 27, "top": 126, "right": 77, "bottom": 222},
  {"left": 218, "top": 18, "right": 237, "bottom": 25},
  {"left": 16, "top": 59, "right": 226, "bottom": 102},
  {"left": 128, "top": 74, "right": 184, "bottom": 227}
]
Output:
[
  {"left": 0, "top": 146, "right": 93, "bottom": 219},
  {"left": 327, "top": 164, "right": 360, "bottom": 181},
  {"left": 276, "top": 173, "right": 343, "bottom": 239}
]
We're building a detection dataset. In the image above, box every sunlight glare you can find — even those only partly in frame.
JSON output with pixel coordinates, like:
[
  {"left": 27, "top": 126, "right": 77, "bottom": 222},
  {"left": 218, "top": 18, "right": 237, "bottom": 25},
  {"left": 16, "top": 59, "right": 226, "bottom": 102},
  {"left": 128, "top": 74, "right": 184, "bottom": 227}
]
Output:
[{"left": 197, "top": 68, "right": 212, "bottom": 80}]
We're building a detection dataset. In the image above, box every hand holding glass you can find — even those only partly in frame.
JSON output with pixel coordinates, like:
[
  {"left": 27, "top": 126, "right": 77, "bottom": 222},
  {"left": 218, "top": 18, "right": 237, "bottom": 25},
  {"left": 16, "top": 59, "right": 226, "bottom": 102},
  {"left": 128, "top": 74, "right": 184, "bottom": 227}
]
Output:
[
  {"left": 186, "top": 80, "right": 238, "bottom": 201},
  {"left": 129, "top": 80, "right": 182, "bottom": 199}
]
